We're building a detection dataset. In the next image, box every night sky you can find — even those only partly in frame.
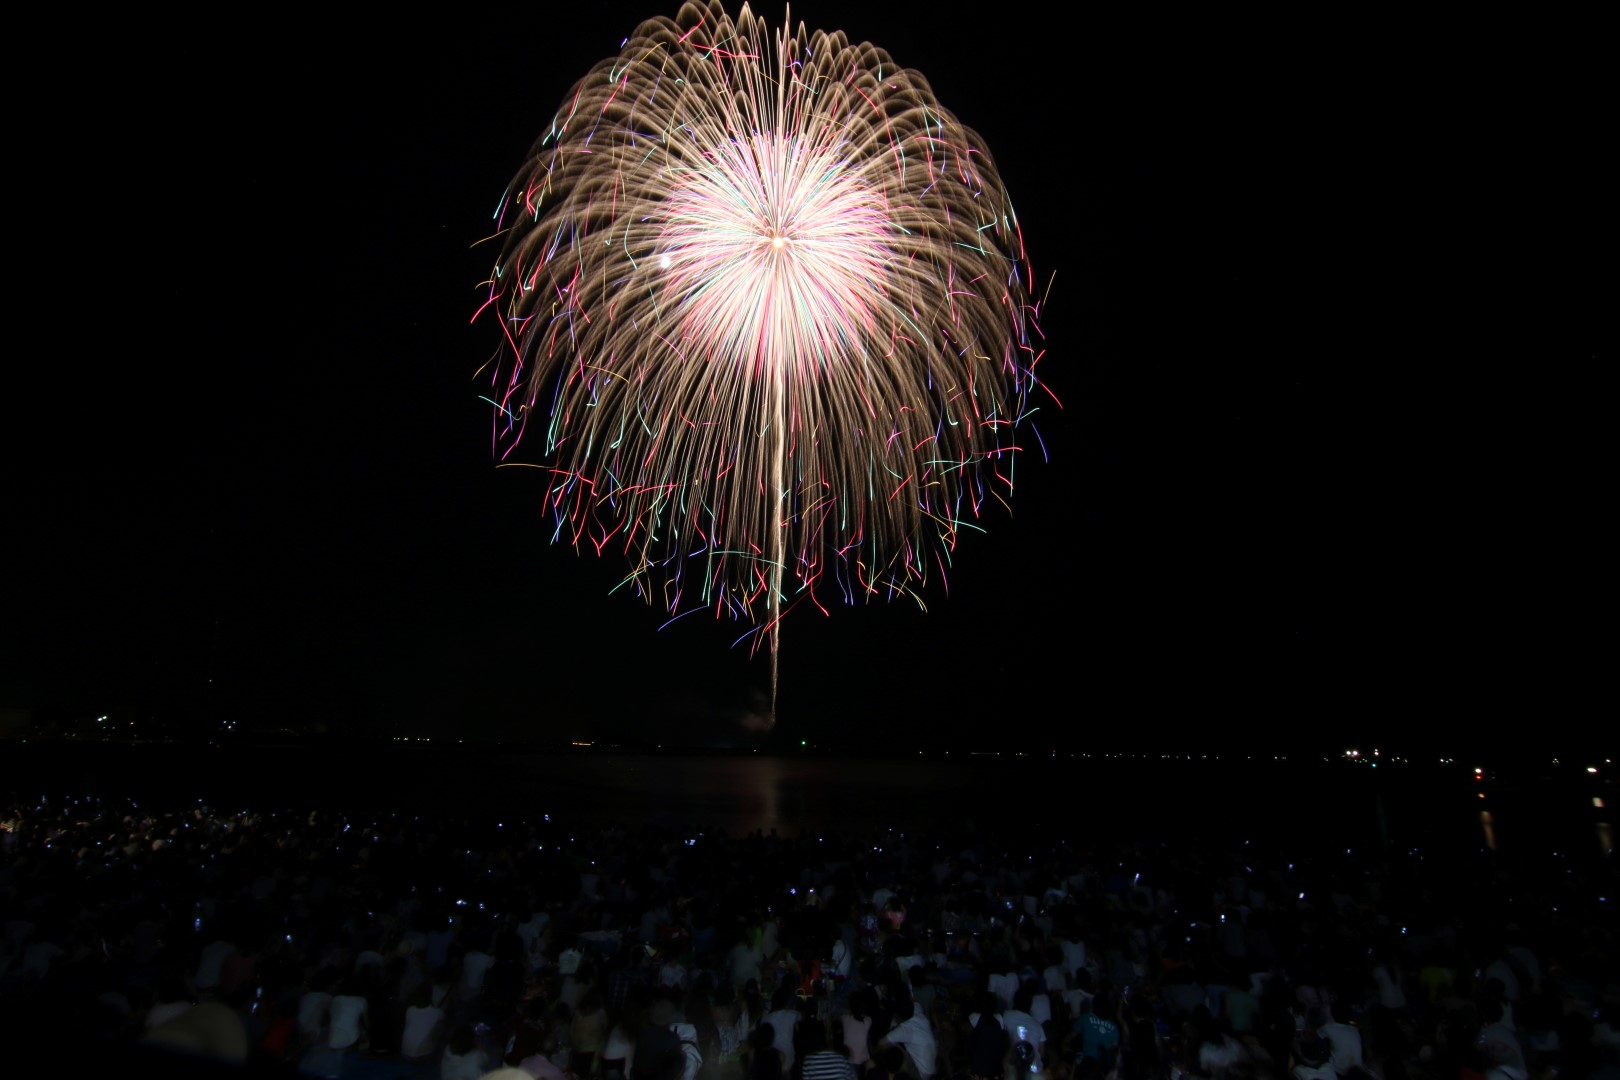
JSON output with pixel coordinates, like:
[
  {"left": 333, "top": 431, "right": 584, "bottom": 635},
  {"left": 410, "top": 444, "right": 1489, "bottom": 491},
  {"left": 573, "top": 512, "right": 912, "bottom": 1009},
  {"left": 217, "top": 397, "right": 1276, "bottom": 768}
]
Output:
[{"left": 3, "top": 5, "right": 1604, "bottom": 752}]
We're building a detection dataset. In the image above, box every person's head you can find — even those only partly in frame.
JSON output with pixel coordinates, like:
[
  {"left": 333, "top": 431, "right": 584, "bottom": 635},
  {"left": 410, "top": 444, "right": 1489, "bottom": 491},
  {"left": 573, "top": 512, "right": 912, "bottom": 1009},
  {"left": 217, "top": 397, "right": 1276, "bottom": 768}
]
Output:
[
  {"left": 1014, "top": 982, "right": 1034, "bottom": 1013},
  {"left": 753, "top": 1021, "right": 777, "bottom": 1052},
  {"left": 801, "top": 1018, "right": 829, "bottom": 1055},
  {"left": 1296, "top": 1035, "right": 1328, "bottom": 1068},
  {"left": 1330, "top": 999, "right": 1352, "bottom": 1024}
]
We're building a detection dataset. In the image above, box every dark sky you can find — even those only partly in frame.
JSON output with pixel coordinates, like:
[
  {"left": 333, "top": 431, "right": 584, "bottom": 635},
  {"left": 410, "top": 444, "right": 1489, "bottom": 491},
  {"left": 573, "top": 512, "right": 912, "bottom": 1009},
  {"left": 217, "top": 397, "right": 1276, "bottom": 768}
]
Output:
[{"left": 3, "top": 5, "right": 1605, "bottom": 752}]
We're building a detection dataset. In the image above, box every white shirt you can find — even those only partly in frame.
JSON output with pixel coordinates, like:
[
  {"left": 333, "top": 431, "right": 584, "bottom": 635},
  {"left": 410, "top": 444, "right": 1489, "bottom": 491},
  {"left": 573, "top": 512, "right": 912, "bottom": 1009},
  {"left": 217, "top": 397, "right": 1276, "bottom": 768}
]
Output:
[
  {"left": 298, "top": 990, "right": 332, "bottom": 1037},
  {"left": 1060, "top": 939, "right": 1086, "bottom": 978},
  {"left": 401, "top": 1004, "right": 445, "bottom": 1058},
  {"left": 1372, "top": 966, "right": 1406, "bottom": 1010},
  {"left": 1200, "top": 1035, "right": 1247, "bottom": 1076},
  {"left": 1063, "top": 989, "right": 1094, "bottom": 1019},
  {"left": 831, "top": 940, "right": 852, "bottom": 978},
  {"left": 766, "top": 1008, "right": 801, "bottom": 1070},
  {"left": 441, "top": 1047, "right": 489, "bottom": 1080},
  {"left": 1318, "top": 1021, "right": 1363, "bottom": 1076},
  {"left": 605, "top": 1023, "right": 637, "bottom": 1076},
  {"left": 462, "top": 950, "right": 497, "bottom": 993},
  {"left": 193, "top": 939, "right": 235, "bottom": 989},
  {"left": 1485, "top": 959, "right": 1521, "bottom": 1003},
  {"left": 673, "top": 1023, "right": 703, "bottom": 1080},
  {"left": 989, "top": 972, "right": 1020, "bottom": 1009},
  {"left": 729, "top": 942, "right": 763, "bottom": 987},
  {"left": 1481, "top": 1022, "right": 1526, "bottom": 1073},
  {"left": 518, "top": 915, "right": 549, "bottom": 967},
  {"left": 887, "top": 1005, "right": 938, "bottom": 1079},
  {"left": 328, "top": 994, "right": 367, "bottom": 1049},
  {"left": 145, "top": 1001, "right": 193, "bottom": 1029}
]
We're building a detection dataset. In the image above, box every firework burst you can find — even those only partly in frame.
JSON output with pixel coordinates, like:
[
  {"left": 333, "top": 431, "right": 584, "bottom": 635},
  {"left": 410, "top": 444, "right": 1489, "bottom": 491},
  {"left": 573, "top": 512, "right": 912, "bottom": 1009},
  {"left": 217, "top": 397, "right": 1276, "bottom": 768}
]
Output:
[{"left": 478, "top": 1, "right": 1052, "bottom": 712}]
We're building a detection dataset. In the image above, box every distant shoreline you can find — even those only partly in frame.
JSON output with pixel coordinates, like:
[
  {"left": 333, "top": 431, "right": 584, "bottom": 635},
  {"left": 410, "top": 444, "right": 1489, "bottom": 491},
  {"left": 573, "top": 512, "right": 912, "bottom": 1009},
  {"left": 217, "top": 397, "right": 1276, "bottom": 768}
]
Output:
[{"left": 1, "top": 732, "right": 1611, "bottom": 775}]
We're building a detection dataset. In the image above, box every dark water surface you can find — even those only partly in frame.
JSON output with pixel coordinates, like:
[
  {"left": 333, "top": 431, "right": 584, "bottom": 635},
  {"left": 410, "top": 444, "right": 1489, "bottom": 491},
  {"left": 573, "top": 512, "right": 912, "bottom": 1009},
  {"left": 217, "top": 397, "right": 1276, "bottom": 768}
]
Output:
[{"left": 3, "top": 741, "right": 1612, "bottom": 860}]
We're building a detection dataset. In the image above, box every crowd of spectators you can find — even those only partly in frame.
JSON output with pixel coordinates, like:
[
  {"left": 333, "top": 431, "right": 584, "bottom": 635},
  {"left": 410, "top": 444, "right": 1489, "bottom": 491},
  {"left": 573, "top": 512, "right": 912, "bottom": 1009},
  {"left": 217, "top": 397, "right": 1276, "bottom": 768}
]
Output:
[{"left": 1, "top": 790, "right": 1616, "bottom": 1080}]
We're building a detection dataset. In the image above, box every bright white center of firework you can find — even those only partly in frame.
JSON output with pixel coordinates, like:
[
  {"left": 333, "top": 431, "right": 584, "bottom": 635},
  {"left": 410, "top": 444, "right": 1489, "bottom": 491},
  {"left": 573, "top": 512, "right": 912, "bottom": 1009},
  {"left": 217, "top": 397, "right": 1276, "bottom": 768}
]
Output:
[
  {"left": 659, "top": 134, "right": 893, "bottom": 374},
  {"left": 659, "top": 253, "right": 672, "bottom": 270}
]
